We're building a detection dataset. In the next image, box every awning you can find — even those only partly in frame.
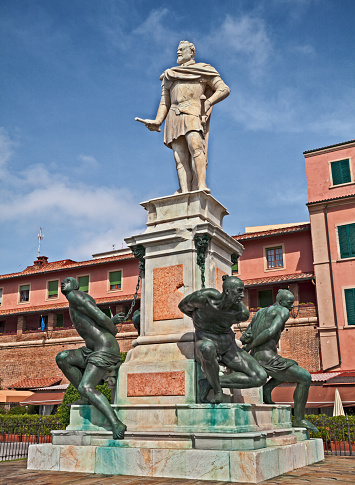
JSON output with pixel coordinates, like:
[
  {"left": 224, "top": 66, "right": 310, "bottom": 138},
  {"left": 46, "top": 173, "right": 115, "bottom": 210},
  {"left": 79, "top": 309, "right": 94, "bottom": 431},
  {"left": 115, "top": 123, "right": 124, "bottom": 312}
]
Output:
[
  {"left": 271, "top": 384, "right": 355, "bottom": 408},
  {"left": 20, "top": 391, "right": 65, "bottom": 406},
  {"left": 0, "top": 390, "right": 34, "bottom": 403}
]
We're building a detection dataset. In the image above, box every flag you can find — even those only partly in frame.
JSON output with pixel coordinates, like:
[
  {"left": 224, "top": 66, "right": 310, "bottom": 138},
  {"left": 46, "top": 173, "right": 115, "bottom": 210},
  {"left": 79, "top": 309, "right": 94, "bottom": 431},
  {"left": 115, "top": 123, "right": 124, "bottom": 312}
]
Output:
[
  {"left": 40, "top": 316, "right": 45, "bottom": 331},
  {"left": 109, "top": 307, "right": 113, "bottom": 318}
]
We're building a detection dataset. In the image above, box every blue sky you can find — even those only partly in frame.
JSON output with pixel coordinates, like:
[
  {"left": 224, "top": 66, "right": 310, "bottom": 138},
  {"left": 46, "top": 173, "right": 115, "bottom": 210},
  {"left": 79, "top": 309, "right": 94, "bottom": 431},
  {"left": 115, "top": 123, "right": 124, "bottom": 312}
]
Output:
[{"left": 1, "top": 0, "right": 354, "bottom": 274}]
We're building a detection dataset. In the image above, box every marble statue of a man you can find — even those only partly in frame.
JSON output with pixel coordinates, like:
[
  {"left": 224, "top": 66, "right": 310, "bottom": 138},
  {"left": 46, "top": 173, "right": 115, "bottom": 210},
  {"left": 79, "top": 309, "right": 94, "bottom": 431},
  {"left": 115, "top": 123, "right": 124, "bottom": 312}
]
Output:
[{"left": 136, "top": 41, "right": 230, "bottom": 194}]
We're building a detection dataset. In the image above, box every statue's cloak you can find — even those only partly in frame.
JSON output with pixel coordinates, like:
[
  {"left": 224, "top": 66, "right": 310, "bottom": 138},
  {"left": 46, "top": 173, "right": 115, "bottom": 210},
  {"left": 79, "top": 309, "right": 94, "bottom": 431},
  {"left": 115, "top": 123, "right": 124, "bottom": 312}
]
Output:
[{"left": 159, "top": 63, "right": 219, "bottom": 159}]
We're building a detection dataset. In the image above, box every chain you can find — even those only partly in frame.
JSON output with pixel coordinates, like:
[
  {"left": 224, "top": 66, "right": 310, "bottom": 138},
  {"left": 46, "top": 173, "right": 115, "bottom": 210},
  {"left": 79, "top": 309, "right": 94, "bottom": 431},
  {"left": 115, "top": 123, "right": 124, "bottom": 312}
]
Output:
[
  {"left": 194, "top": 234, "right": 211, "bottom": 288},
  {"left": 115, "top": 245, "right": 145, "bottom": 333}
]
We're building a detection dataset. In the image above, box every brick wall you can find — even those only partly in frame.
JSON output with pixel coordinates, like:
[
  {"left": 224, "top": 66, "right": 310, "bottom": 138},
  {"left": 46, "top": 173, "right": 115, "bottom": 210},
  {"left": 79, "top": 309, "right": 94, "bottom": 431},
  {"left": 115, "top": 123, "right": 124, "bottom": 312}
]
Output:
[
  {"left": 0, "top": 330, "right": 137, "bottom": 389},
  {"left": 280, "top": 325, "right": 320, "bottom": 372}
]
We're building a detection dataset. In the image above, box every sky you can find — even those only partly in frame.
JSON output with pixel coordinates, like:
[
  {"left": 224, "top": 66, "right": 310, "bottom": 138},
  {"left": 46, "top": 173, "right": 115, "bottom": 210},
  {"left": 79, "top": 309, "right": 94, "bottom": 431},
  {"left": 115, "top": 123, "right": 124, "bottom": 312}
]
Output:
[{"left": 1, "top": 0, "right": 354, "bottom": 275}]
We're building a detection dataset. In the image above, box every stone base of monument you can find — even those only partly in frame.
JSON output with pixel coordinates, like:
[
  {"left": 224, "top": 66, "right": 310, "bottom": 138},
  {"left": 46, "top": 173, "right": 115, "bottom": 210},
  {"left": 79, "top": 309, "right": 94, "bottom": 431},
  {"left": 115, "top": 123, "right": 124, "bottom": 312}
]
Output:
[
  {"left": 27, "top": 191, "right": 324, "bottom": 481},
  {"left": 28, "top": 402, "right": 323, "bottom": 483}
]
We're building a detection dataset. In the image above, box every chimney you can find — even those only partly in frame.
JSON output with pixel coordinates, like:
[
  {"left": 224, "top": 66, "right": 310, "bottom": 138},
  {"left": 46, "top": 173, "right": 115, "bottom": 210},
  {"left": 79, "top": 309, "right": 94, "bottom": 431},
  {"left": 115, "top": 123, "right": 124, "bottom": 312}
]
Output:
[{"left": 33, "top": 256, "right": 48, "bottom": 268}]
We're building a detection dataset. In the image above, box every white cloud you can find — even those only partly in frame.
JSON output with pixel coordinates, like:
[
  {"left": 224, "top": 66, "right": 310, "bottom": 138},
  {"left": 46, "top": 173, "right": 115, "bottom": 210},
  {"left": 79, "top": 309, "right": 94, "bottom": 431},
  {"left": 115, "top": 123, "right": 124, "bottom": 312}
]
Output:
[
  {"left": 0, "top": 128, "right": 15, "bottom": 177},
  {"left": 200, "top": 14, "right": 273, "bottom": 80},
  {"left": 133, "top": 7, "right": 169, "bottom": 42},
  {"left": 77, "top": 154, "right": 100, "bottom": 170},
  {"left": 0, "top": 129, "right": 146, "bottom": 261}
]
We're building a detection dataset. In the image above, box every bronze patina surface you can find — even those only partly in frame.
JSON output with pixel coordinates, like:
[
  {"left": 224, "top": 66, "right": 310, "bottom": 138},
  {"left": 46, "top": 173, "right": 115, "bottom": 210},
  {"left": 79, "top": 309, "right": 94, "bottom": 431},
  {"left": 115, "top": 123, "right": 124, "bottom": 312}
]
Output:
[
  {"left": 56, "top": 277, "right": 126, "bottom": 439},
  {"left": 241, "top": 289, "right": 318, "bottom": 433},
  {"left": 178, "top": 275, "right": 267, "bottom": 404}
]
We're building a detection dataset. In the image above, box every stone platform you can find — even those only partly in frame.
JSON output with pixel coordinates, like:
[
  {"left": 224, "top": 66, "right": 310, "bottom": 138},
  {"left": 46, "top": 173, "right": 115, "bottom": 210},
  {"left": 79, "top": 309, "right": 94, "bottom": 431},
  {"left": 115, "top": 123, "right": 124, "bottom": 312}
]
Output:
[{"left": 28, "top": 402, "right": 323, "bottom": 483}]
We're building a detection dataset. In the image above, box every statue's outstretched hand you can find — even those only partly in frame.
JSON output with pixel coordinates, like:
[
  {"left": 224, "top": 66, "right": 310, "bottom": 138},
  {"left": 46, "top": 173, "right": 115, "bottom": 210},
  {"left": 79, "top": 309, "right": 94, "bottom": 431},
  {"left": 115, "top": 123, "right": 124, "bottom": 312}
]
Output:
[
  {"left": 112, "top": 312, "right": 126, "bottom": 325},
  {"left": 135, "top": 117, "right": 161, "bottom": 132}
]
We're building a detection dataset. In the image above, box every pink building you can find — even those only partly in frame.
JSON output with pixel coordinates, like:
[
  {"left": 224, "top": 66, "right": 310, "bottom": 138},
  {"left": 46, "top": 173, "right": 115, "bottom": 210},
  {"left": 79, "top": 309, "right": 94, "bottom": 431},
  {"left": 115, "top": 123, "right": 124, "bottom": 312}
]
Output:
[
  {"left": 0, "top": 249, "right": 140, "bottom": 390},
  {"left": 305, "top": 139, "right": 355, "bottom": 372},
  {"left": 234, "top": 223, "right": 320, "bottom": 373}
]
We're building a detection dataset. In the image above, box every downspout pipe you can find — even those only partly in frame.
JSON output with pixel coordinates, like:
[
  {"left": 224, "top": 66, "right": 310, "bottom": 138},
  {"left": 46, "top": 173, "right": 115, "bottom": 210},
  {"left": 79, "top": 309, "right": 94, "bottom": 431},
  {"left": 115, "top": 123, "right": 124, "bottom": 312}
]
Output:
[{"left": 323, "top": 201, "right": 342, "bottom": 371}]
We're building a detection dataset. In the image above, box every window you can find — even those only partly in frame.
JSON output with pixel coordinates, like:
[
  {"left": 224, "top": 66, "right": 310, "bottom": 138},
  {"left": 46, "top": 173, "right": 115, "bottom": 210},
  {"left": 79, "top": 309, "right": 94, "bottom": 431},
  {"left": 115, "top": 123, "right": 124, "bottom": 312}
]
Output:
[
  {"left": 47, "top": 280, "right": 59, "bottom": 299},
  {"left": 19, "top": 284, "right": 30, "bottom": 303},
  {"left": 0, "top": 288, "right": 3, "bottom": 306},
  {"left": 232, "top": 262, "right": 239, "bottom": 275},
  {"left": 109, "top": 271, "right": 122, "bottom": 291},
  {"left": 78, "top": 275, "right": 89, "bottom": 292},
  {"left": 338, "top": 223, "right": 355, "bottom": 259},
  {"left": 0, "top": 321, "right": 4, "bottom": 334},
  {"left": 258, "top": 289, "right": 273, "bottom": 308},
  {"left": 344, "top": 288, "right": 355, "bottom": 325},
  {"left": 56, "top": 314, "right": 64, "bottom": 328},
  {"left": 331, "top": 159, "right": 351, "bottom": 186},
  {"left": 266, "top": 247, "right": 284, "bottom": 269}
]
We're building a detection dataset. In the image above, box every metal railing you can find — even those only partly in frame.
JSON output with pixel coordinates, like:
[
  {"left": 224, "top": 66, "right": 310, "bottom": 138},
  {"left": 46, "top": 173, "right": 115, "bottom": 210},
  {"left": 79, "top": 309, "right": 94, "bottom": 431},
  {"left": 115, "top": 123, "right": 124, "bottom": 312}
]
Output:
[
  {"left": 307, "top": 414, "right": 355, "bottom": 456},
  {"left": 0, "top": 416, "right": 63, "bottom": 461}
]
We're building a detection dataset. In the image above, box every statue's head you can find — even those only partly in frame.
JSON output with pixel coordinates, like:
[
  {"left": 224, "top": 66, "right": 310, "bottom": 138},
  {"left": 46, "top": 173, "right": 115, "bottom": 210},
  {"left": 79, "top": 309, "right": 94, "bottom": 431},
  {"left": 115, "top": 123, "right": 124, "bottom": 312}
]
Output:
[
  {"left": 276, "top": 289, "right": 294, "bottom": 310},
  {"left": 61, "top": 277, "right": 79, "bottom": 295},
  {"left": 222, "top": 275, "right": 245, "bottom": 304},
  {"left": 177, "top": 40, "right": 195, "bottom": 65}
]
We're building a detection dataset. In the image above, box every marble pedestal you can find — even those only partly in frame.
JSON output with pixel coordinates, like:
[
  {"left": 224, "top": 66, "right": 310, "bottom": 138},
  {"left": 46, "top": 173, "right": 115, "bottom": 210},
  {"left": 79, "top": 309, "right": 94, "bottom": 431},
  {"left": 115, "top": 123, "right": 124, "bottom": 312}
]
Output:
[{"left": 27, "top": 191, "right": 324, "bottom": 482}]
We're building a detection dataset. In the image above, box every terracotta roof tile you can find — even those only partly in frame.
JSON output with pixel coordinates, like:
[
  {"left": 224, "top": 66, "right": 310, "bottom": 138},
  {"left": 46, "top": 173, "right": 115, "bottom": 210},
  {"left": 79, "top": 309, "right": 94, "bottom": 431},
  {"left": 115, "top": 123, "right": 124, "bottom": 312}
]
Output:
[
  {"left": 307, "top": 193, "right": 355, "bottom": 205},
  {"left": 0, "top": 293, "right": 139, "bottom": 317},
  {"left": 234, "top": 223, "right": 310, "bottom": 241},
  {"left": 243, "top": 272, "right": 314, "bottom": 287},
  {"left": 303, "top": 139, "right": 355, "bottom": 154},
  {"left": 0, "top": 253, "right": 136, "bottom": 281},
  {"left": 8, "top": 377, "right": 61, "bottom": 389}
]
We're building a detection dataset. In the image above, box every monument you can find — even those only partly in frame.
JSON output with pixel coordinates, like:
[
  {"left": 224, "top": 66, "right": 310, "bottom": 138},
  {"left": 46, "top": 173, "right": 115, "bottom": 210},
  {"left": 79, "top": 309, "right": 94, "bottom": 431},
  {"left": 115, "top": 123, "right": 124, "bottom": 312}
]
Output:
[
  {"left": 241, "top": 289, "right": 318, "bottom": 433},
  {"left": 136, "top": 40, "right": 230, "bottom": 193},
  {"left": 28, "top": 41, "right": 323, "bottom": 482}
]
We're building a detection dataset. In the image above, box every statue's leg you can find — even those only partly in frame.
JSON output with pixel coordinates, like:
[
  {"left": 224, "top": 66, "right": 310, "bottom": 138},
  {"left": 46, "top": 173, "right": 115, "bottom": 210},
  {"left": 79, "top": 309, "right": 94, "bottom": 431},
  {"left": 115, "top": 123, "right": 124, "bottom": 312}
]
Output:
[
  {"left": 56, "top": 349, "right": 90, "bottom": 405},
  {"left": 186, "top": 131, "right": 209, "bottom": 192},
  {"left": 171, "top": 138, "right": 193, "bottom": 192},
  {"left": 78, "top": 363, "right": 126, "bottom": 439},
  {"left": 195, "top": 339, "right": 223, "bottom": 403},
  {"left": 262, "top": 377, "right": 284, "bottom": 404},
  {"left": 220, "top": 347, "right": 268, "bottom": 389},
  {"left": 278, "top": 365, "right": 317, "bottom": 432}
]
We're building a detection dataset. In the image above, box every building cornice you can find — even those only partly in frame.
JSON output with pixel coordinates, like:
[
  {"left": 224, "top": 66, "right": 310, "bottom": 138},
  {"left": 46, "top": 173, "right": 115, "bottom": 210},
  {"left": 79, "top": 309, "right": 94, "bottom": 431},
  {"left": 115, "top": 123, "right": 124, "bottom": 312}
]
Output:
[{"left": 304, "top": 139, "right": 355, "bottom": 157}]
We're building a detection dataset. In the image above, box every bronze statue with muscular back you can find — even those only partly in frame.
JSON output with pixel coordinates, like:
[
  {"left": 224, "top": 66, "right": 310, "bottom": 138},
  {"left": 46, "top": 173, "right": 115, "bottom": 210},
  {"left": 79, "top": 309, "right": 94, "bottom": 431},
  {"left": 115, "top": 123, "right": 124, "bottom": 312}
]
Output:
[
  {"left": 179, "top": 275, "right": 267, "bottom": 404},
  {"left": 241, "top": 289, "right": 318, "bottom": 433},
  {"left": 56, "top": 277, "right": 126, "bottom": 439}
]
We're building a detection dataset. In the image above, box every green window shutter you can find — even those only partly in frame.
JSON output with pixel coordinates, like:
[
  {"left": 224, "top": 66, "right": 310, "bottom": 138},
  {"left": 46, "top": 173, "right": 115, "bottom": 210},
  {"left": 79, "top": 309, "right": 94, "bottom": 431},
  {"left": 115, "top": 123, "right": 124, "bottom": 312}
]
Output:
[
  {"left": 56, "top": 314, "right": 64, "bottom": 328},
  {"left": 48, "top": 280, "right": 58, "bottom": 297},
  {"left": 339, "top": 224, "right": 355, "bottom": 258},
  {"left": 109, "top": 271, "right": 122, "bottom": 289},
  {"left": 20, "top": 284, "right": 30, "bottom": 292},
  {"left": 345, "top": 289, "right": 355, "bottom": 325},
  {"left": 78, "top": 276, "right": 89, "bottom": 292},
  {"left": 232, "top": 263, "right": 238, "bottom": 274},
  {"left": 331, "top": 159, "right": 351, "bottom": 185},
  {"left": 258, "top": 289, "right": 273, "bottom": 308}
]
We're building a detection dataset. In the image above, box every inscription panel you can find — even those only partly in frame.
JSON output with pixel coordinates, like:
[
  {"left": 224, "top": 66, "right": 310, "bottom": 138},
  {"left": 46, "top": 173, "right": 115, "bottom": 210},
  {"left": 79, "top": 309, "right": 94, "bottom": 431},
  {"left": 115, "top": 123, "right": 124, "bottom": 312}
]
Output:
[
  {"left": 127, "top": 371, "right": 185, "bottom": 396},
  {"left": 153, "top": 265, "right": 184, "bottom": 321}
]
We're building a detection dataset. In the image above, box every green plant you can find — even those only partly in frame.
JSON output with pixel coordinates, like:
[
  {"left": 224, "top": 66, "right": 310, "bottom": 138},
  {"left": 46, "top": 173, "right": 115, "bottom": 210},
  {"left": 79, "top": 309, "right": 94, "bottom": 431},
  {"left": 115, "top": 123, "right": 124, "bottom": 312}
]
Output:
[{"left": 7, "top": 406, "right": 27, "bottom": 415}]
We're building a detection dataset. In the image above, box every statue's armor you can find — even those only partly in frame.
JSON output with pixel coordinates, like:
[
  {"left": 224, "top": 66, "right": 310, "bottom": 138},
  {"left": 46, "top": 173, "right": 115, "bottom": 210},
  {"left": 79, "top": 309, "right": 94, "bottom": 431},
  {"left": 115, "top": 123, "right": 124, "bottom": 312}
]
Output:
[{"left": 160, "top": 73, "right": 225, "bottom": 148}]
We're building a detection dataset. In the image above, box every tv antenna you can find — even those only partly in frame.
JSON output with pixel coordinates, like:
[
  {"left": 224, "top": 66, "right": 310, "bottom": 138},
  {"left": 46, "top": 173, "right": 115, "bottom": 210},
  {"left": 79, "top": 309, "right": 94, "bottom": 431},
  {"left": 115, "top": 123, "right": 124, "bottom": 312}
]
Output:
[{"left": 38, "top": 227, "right": 44, "bottom": 257}]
